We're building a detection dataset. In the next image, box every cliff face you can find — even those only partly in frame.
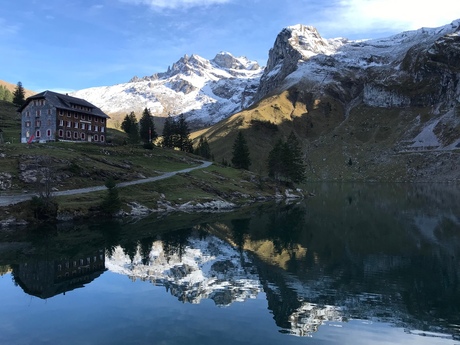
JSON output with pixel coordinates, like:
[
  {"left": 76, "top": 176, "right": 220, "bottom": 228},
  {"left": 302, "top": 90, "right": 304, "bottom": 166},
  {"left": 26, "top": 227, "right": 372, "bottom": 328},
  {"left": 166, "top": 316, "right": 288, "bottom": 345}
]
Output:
[{"left": 200, "top": 20, "right": 460, "bottom": 182}]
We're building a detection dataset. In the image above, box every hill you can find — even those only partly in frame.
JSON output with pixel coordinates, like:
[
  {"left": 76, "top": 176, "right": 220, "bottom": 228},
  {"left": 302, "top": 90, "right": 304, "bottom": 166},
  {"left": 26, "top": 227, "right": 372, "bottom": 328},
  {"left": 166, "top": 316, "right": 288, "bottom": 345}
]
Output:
[
  {"left": 0, "top": 101, "right": 295, "bottom": 224},
  {"left": 0, "top": 80, "right": 36, "bottom": 99}
]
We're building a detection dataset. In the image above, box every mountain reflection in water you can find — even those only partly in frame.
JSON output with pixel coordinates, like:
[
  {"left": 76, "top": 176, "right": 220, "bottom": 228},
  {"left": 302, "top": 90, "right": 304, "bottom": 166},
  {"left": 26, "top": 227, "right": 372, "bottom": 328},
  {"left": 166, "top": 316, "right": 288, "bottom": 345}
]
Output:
[{"left": 1, "top": 183, "right": 459, "bottom": 343}]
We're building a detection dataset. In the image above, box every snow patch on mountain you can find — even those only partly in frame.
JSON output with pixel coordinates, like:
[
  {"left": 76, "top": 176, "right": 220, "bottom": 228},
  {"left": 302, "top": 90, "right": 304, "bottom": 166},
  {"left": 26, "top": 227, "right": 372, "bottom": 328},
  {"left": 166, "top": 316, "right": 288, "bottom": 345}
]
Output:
[
  {"left": 71, "top": 52, "right": 263, "bottom": 126},
  {"left": 106, "top": 234, "right": 261, "bottom": 306}
]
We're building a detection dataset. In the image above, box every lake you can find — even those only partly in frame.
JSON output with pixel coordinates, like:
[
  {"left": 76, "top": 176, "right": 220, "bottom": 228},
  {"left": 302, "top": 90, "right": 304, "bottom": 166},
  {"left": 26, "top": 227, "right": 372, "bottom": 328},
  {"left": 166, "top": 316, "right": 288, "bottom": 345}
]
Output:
[{"left": 0, "top": 183, "right": 459, "bottom": 344}]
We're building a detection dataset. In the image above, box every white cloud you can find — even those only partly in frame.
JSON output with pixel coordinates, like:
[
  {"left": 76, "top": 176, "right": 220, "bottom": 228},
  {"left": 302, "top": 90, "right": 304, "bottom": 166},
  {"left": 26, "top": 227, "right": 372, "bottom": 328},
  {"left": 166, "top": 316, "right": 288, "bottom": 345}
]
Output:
[
  {"left": 336, "top": 0, "right": 460, "bottom": 31},
  {"left": 119, "top": 0, "right": 231, "bottom": 10},
  {"left": 0, "top": 18, "right": 19, "bottom": 36}
]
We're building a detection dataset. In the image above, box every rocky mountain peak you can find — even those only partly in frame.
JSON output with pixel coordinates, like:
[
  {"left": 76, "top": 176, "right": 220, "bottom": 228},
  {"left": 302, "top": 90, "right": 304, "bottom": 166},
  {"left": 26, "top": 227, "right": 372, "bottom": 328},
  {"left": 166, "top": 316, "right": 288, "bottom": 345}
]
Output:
[
  {"left": 254, "top": 24, "right": 347, "bottom": 101},
  {"left": 212, "top": 51, "right": 260, "bottom": 71}
]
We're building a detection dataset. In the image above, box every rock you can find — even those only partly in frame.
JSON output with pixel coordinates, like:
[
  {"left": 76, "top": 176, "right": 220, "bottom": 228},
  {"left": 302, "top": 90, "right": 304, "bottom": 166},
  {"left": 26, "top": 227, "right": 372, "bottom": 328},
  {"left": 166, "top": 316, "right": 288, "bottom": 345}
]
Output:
[
  {"left": 0, "top": 172, "right": 12, "bottom": 190},
  {"left": 127, "top": 202, "right": 152, "bottom": 217}
]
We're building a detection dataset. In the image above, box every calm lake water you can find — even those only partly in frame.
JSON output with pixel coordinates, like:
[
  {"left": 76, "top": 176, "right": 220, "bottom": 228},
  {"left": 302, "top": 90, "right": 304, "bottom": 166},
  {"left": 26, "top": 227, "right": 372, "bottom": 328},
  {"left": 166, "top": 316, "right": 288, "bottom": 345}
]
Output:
[{"left": 0, "top": 183, "right": 459, "bottom": 345}]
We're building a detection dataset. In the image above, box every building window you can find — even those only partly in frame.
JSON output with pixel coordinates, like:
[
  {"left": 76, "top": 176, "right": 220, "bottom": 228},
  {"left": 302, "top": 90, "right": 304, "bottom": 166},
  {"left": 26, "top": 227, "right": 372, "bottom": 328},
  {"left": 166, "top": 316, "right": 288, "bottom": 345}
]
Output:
[
  {"left": 67, "top": 121, "right": 71, "bottom": 127},
  {"left": 100, "top": 135, "right": 104, "bottom": 142},
  {"left": 59, "top": 120, "right": 64, "bottom": 126},
  {"left": 101, "top": 127, "right": 105, "bottom": 133},
  {"left": 59, "top": 130, "right": 63, "bottom": 137},
  {"left": 81, "top": 114, "right": 85, "bottom": 121},
  {"left": 74, "top": 122, "right": 78, "bottom": 129},
  {"left": 47, "top": 109, "right": 51, "bottom": 115},
  {"left": 35, "top": 120, "right": 41, "bottom": 127},
  {"left": 94, "top": 134, "right": 98, "bottom": 141},
  {"left": 36, "top": 130, "right": 40, "bottom": 138},
  {"left": 95, "top": 125, "right": 99, "bottom": 132},
  {"left": 73, "top": 132, "right": 78, "bottom": 139},
  {"left": 66, "top": 131, "right": 71, "bottom": 138},
  {"left": 100, "top": 119, "right": 105, "bottom": 124},
  {"left": 81, "top": 132, "right": 85, "bottom": 140},
  {"left": 81, "top": 123, "right": 85, "bottom": 130},
  {"left": 25, "top": 121, "right": 31, "bottom": 127},
  {"left": 47, "top": 119, "right": 52, "bottom": 126},
  {"left": 47, "top": 129, "right": 51, "bottom": 137},
  {"left": 74, "top": 113, "right": 78, "bottom": 119},
  {"left": 26, "top": 111, "right": 30, "bottom": 117},
  {"left": 94, "top": 117, "right": 98, "bottom": 122},
  {"left": 36, "top": 110, "right": 41, "bottom": 116},
  {"left": 67, "top": 112, "right": 71, "bottom": 117}
]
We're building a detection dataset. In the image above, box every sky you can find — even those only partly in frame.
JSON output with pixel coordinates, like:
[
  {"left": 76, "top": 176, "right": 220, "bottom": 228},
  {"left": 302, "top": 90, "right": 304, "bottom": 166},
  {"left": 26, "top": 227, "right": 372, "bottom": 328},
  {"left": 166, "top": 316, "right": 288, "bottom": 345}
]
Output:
[{"left": 1, "top": 0, "right": 459, "bottom": 92}]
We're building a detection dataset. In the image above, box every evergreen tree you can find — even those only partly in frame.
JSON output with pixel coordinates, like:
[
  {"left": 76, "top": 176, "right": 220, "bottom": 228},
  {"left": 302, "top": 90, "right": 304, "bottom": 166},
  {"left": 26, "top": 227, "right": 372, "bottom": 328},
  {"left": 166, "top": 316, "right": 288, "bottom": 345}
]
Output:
[
  {"left": 231, "top": 131, "right": 251, "bottom": 170},
  {"left": 174, "top": 114, "right": 193, "bottom": 152},
  {"left": 139, "top": 108, "right": 157, "bottom": 145},
  {"left": 267, "top": 132, "right": 306, "bottom": 184},
  {"left": 195, "top": 136, "right": 212, "bottom": 159},
  {"left": 121, "top": 112, "right": 139, "bottom": 144},
  {"left": 12, "top": 81, "right": 25, "bottom": 106},
  {"left": 161, "top": 115, "right": 175, "bottom": 148},
  {"left": 121, "top": 111, "right": 137, "bottom": 134},
  {"left": 285, "top": 132, "right": 306, "bottom": 183},
  {"left": 267, "top": 139, "right": 286, "bottom": 182}
]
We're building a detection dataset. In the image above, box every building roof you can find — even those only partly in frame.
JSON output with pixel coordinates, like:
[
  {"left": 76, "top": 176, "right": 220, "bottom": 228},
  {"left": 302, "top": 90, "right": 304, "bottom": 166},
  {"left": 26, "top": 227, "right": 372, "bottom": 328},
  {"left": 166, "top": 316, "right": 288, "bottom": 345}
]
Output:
[{"left": 18, "top": 90, "right": 110, "bottom": 119}]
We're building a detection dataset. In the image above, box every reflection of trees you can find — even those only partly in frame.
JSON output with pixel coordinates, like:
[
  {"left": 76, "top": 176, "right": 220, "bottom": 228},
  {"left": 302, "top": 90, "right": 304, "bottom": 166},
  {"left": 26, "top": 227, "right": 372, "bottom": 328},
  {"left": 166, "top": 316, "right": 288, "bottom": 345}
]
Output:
[
  {"left": 267, "top": 205, "right": 305, "bottom": 254},
  {"left": 160, "top": 228, "right": 192, "bottom": 262},
  {"left": 230, "top": 218, "right": 250, "bottom": 251}
]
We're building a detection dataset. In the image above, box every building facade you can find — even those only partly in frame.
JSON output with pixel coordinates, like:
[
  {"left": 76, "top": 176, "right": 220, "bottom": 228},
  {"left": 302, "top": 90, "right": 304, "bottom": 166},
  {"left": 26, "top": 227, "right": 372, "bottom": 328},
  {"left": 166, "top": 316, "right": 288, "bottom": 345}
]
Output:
[{"left": 19, "top": 90, "right": 109, "bottom": 143}]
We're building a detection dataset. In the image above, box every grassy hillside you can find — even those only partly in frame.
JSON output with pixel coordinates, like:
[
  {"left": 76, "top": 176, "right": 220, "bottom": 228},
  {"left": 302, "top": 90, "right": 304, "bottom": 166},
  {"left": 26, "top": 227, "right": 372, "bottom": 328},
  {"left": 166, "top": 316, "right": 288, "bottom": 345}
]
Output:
[
  {"left": 0, "top": 101, "right": 288, "bottom": 222},
  {"left": 192, "top": 87, "right": 460, "bottom": 182}
]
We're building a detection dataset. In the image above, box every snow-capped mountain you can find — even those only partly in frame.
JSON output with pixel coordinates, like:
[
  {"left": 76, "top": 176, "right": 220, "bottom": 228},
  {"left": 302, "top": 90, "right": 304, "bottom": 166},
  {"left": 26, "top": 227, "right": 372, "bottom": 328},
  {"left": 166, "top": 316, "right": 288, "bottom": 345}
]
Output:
[
  {"left": 71, "top": 52, "right": 262, "bottom": 127},
  {"left": 256, "top": 20, "right": 460, "bottom": 108}
]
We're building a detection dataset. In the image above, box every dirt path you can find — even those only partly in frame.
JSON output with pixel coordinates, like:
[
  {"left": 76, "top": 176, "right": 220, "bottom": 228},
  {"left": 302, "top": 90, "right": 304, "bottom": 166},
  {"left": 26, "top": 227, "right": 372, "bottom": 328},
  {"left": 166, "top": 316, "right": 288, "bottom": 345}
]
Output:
[{"left": 0, "top": 161, "right": 212, "bottom": 207}]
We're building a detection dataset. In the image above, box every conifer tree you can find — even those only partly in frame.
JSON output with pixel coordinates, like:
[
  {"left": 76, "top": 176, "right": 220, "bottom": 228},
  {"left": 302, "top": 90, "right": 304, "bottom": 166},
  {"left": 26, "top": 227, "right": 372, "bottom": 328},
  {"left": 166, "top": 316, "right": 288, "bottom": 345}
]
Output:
[
  {"left": 121, "top": 111, "right": 137, "bottom": 134},
  {"left": 231, "top": 131, "right": 251, "bottom": 170},
  {"left": 195, "top": 136, "right": 212, "bottom": 159},
  {"left": 174, "top": 114, "right": 193, "bottom": 152},
  {"left": 267, "top": 132, "right": 306, "bottom": 184},
  {"left": 12, "top": 81, "right": 25, "bottom": 106},
  {"left": 121, "top": 112, "right": 140, "bottom": 144},
  {"left": 162, "top": 115, "right": 175, "bottom": 148},
  {"left": 285, "top": 132, "right": 305, "bottom": 183},
  {"left": 139, "top": 108, "right": 157, "bottom": 145},
  {"left": 267, "top": 139, "right": 286, "bottom": 182}
]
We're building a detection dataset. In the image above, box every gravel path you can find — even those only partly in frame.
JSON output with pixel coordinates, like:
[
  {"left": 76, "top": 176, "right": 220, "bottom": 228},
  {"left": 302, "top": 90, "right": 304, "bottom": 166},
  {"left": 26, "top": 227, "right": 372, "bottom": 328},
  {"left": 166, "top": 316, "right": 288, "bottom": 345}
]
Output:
[{"left": 0, "top": 161, "right": 212, "bottom": 207}]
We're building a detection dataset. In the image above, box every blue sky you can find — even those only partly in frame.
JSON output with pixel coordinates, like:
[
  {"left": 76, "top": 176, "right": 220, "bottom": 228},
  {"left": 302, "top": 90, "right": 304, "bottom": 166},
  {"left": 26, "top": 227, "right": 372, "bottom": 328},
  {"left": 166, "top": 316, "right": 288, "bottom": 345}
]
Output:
[{"left": 1, "top": 0, "right": 459, "bottom": 92}]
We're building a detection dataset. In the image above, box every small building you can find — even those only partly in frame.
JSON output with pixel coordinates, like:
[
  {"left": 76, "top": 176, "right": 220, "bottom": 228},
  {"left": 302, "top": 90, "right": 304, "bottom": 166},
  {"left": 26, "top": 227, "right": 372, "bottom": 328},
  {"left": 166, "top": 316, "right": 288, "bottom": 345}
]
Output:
[{"left": 18, "top": 90, "right": 109, "bottom": 143}]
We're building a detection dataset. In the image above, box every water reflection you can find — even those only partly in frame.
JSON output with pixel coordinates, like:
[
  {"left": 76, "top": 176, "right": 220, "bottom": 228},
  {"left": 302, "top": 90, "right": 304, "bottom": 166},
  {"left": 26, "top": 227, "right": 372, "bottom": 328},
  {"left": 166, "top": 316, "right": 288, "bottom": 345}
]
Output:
[
  {"left": 11, "top": 249, "right": 106, "bottom": 299},
  {"left": 0, "top": 183, "right": 459, "bottom": 342}
]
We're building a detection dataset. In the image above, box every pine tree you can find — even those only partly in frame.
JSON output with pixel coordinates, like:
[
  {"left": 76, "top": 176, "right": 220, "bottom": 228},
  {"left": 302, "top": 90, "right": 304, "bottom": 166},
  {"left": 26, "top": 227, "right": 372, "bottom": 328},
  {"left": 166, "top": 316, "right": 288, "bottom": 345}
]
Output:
[
  {"left": 12, "top": 81, "right": 25, "bottom": 106},
  {"left": 128, "top": 122, "right": 140, "bottom": 144},
  {"left": 139, "top": 108, "right": 157, "bottom": 145},
  {"left": 285, "top": 132, "right": 305, "bottom": 183},
  {"left": 195, "top": 136, "right": 212, "bottom": 159},
  {"left": 267, "top": 132, "right": 305, "bottom": 184},
  {"left": 231, "top": 131, "right": 251, "bottom": 170},
  {"left": 121, "top": 111, "right": 136, "bottom": 134},
  {"left": 162, "top": 115, "right": 175, "bottom": 148},
  {"left": 267, "top": 139, "right": 286, "bottom": 182},
  {"left": 174, "top": 114, "right": 193, "bottom": 152}
]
